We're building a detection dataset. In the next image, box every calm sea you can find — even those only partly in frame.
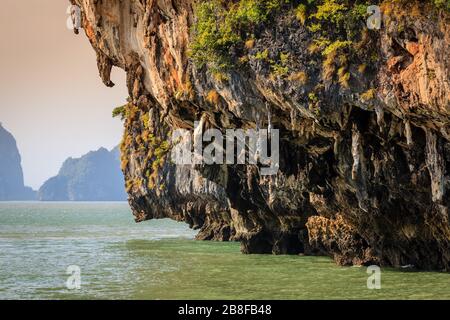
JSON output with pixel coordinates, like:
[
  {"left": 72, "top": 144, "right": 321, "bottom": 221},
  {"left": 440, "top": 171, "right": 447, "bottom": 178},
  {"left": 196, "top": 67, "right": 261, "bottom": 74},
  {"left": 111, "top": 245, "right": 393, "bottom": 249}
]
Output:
[{"left": 0, "top": 202, "right": 448, "bottom": 300}]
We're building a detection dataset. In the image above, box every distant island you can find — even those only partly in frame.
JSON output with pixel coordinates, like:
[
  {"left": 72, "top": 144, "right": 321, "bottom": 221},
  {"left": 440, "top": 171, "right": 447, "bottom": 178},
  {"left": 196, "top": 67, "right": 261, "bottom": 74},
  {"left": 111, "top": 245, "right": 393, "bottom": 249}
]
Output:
[
  {"left": 38, "top": 147, "right": 127, "bottom": 201},
  {"left": 1, "top": 124, "right": 127, "bottom": 202},
  {"left": 0, "top": 124, "right": 36, "bottom": 200}
]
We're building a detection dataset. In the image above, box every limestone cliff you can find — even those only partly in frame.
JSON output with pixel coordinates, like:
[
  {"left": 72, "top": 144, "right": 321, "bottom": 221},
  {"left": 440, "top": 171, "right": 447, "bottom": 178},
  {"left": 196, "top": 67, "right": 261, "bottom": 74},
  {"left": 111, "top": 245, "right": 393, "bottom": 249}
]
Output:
[
  {"left": 70, "top": 0, "right": 449, "bottom": 270},
  {"left": 38, "top": 147, "right": 127, "bottom": 201},
  {"left": 0, "top": 124, "right": 36, "bottom": 201}
]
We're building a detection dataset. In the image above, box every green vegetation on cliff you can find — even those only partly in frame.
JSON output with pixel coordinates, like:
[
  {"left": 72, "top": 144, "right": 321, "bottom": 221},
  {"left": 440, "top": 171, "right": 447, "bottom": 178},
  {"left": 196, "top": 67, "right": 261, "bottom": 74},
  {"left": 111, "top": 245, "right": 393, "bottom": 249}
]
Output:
[
  {"left": 119, "top": 103, "right": 170, "bottom": 193},
  {"left": 190, "top": 0, "right": 381, "bottom": 114},
  {"left": 190, "top": 0, "right": 373, "bottom": 84},
  {"left": 190, "top": 0, "right": 292, "bottom": 75},
  {"left": 433, "top": 0, "right": 450, "bottom": 10},
  {"left": 190, "top": 0, "right": 447, "bottom": 86}
]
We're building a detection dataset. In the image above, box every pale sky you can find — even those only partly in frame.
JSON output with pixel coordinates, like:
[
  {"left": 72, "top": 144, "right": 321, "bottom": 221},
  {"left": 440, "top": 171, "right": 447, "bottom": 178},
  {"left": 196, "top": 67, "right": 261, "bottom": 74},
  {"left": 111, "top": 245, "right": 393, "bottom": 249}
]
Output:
[{"left": 0, "top": 0, "right": 128, "bottom": 189}]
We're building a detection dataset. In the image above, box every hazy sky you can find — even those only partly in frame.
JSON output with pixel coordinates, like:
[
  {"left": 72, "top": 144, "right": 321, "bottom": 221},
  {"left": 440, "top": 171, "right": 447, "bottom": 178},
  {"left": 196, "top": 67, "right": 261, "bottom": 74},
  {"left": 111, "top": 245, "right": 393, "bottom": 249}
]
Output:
[{"left": 0, "top": 0, "right": 128, "bottom": 189}]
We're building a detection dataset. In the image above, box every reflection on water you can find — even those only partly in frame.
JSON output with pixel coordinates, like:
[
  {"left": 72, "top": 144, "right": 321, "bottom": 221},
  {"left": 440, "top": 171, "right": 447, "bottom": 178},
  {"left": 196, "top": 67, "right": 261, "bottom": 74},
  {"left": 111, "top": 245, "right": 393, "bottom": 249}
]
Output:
[{"left": 0, "top": 202, "right": 449, "bottom": 300}]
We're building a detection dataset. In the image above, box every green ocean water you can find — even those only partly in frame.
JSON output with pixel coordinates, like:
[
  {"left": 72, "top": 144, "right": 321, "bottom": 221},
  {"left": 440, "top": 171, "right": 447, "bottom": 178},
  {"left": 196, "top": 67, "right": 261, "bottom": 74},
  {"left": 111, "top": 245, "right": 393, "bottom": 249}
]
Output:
[{"left": 0, "top": 202, "right": 448, "bottom": 300}]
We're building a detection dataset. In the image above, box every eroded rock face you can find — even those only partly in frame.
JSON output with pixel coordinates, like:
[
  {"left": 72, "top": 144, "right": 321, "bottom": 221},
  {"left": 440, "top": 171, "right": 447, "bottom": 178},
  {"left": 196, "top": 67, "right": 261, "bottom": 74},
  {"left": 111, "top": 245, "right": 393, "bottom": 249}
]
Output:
[{"left": 71, "top": 0, "right": 449, "bottom": 270}]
